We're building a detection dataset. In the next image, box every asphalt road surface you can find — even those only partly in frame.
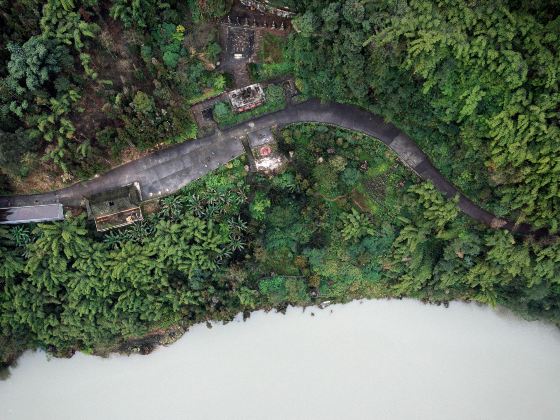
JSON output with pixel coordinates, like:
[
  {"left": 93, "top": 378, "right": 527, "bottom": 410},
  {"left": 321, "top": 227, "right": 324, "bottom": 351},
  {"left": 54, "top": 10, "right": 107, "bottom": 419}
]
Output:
[{"left": 0, "top": 99, "right": 532, "bottom": 233}]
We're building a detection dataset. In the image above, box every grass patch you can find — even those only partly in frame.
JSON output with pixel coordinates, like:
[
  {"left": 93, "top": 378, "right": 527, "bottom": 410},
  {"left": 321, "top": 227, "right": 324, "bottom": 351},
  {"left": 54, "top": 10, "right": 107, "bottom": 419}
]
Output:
[
  {"left": 352, "top": 187, "right": 382, "bottom": 216},
  {"left": 367, "top": 161, "right": 390, "bottom": 177},
  {"left": 249, "top": 33, "right": 292, "bottom": 82},
  {"left": 168, "top": 120, "right": 198, "bottom": 143},
  {"left": 187, "top": 87, "right": 224, "bottom": 105}
]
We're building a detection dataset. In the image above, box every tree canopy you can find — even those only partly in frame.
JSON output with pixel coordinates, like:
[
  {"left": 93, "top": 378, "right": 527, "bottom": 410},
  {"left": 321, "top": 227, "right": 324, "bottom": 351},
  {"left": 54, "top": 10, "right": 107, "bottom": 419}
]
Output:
[{"left": 2, "top": 0, "right": 560, "bottom": 371}]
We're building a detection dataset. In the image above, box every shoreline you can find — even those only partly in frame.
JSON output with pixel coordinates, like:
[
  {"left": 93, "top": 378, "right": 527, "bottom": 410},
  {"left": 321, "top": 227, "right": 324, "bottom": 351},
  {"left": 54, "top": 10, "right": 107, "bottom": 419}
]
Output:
[{"left": 2, "top": 295, "right": 555, "bottom": 381}]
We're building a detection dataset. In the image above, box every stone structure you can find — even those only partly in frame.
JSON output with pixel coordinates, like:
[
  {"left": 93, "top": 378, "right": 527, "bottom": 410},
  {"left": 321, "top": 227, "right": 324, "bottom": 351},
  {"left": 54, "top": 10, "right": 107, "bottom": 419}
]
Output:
[
  {"left": 240, "top": 0, "right": 295, "bottom": 18},
  {"left": 85, "top": 183, "right": 143, "bottom": 232},
  {"left": 225, "top": 14, "right": 288, "bottom": 31},
  {"left": 228, "top": 83, "right": 265, "bottom": 113},
  {"left": 226, "top": 26, "right": 255, "bottom": 60},
  {"left": 0, "top": 203, "right": 64, "bottom": 224},
  {"left": 247, "top": 128, "right": 287, "bottom": 174}
]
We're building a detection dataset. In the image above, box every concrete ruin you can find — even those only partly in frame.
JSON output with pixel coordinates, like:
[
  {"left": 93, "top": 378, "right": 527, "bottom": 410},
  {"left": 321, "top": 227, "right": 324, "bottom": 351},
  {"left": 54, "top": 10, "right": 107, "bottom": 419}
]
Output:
[
  {"left": 228, "top": 83, "right": 265, "bottom": 113},
  {"left": 0, "top": 203, "right": 64, "bottom": 224},
  {"left": 247, "top": 128, "right": 287, "bottom": 174},
  {"left": 226, "top": 26, "right": 255, "bottom": 60},
  {"left": 240, "top": 0, "right": 295, "bottom": 18},
  {"left": 226, "top": 14, "right": 288, "bottom": 31}
]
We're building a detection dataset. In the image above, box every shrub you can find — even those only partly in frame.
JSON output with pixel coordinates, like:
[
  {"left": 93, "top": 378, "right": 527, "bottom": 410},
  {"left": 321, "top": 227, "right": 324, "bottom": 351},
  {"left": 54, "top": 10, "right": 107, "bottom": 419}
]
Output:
[
  {"left": 250, "top": 191, "right": 271, "bottom": 221},
  {"left": 212, "top": 101, "right": 231, "bottom": 125}
]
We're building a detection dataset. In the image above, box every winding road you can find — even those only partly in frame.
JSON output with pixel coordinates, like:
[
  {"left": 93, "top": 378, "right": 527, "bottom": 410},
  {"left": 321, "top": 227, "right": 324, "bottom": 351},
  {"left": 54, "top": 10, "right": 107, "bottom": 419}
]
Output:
[{"left": 0, "top": 99, "right": 531, "bottom": 234}]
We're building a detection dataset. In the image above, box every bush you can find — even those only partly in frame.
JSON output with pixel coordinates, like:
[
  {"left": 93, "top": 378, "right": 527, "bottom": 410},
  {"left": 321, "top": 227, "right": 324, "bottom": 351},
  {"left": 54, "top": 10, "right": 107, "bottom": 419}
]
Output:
[
  {"left": 212, "top": 102, "right": 230, "bottom": 124},
  {"left": 258, "top": 276, "right": 288, "bottom": 305},
  {"left": 188, "top": 0, "right": 232, "bottom": 23},
  {"left": 132, "top": 91, "right": 154, "bottom": 114}
]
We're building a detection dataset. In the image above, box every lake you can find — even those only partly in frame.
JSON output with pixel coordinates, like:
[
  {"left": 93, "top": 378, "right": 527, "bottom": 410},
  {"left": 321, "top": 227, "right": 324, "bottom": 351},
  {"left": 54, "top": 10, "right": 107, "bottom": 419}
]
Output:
[{"left": 1, "top": 299, "right": 560, "bottom": 420}]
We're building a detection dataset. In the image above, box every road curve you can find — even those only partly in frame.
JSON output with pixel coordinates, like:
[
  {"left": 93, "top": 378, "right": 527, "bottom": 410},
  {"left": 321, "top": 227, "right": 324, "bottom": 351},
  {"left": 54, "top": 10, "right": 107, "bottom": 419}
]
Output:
[{"left": 0, "top": 99, "right": 531, "bottom": 234}]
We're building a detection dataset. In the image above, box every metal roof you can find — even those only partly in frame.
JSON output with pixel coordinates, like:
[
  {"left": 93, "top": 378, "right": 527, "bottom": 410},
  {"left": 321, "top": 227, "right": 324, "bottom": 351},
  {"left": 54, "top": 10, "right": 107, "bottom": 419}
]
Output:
[{"left": 0, "top": 204, "right": 64, "bottom": 224}]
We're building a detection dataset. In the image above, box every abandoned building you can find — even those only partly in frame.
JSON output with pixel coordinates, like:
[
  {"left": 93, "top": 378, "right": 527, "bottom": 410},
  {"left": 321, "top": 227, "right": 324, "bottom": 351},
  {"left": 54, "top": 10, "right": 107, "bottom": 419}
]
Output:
[
  {"left": 85, "top": 183, "right": 143, "bottom": 232},
  {"left": 226, "top": 26, "right": 255, "bottom": 59},
  {"left": 228, "top": 83, "right": 265, "bottom": 113},
  {"left": 0, "top": 203, "right": 64, "bottom": 224}
]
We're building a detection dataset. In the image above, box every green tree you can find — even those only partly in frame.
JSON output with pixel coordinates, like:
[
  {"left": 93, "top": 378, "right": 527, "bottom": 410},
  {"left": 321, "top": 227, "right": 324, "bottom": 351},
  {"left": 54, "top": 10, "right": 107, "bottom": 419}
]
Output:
[
  {"left": 5, "top": 36, "right": 71, "bottom": 96},
  {"left": 370, "top": 0, "right": 560, "bottom": 230},
  {"left": 293, "top": 10, "right": 319, "bottom": 36},
  {"left": 340, "top": 208, "right": 374, "bottom": 242},
  {"left": 188, "top": 0, "right": 232, "bottom": 23},
  {"left": 132, "top": 91, "right": 154, "bottom": 114},
  {"left": 110, "top": 0, "right": 168, "bottom": 29},
  {"left": 40, "top": 0, "right": 99, "bottom": 78}
]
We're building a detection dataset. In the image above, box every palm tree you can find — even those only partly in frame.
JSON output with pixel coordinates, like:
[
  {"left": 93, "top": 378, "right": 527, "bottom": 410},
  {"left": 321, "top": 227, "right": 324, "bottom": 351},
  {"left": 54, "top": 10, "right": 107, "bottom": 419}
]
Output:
[
  {"left": 10, "top": 225, "right": 32, "bottom": 247},
  {"left": 186, "top": 194, "right": 206, "bottom": 218},
  {"left": 160, "top": 195, "right": 186, "bottom": 220},
  {"left": 103, "top": 230, "right": 125, "bottom": 249},
  {"left": 228, "top": 216, "right": 248, "bottom": 233}
]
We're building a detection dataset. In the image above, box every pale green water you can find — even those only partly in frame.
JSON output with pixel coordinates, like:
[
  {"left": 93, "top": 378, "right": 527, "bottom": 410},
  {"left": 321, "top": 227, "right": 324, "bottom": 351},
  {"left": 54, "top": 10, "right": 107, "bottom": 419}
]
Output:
[{"left": 1, "top": 299, "right": 560, "bottom": 420}]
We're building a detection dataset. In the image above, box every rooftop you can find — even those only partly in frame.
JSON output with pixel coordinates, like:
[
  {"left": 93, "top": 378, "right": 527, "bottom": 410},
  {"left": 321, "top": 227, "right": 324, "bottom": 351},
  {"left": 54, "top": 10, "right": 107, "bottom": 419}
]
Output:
[{"left": 85, "top": 183, "right": 143, "bottom": 231}]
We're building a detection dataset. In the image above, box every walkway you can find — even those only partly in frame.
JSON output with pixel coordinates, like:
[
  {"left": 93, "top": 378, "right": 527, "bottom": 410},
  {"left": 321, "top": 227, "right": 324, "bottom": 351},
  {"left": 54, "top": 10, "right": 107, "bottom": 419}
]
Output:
[{"left": 0, "top": 99, "right": 532, "bottom": 234}]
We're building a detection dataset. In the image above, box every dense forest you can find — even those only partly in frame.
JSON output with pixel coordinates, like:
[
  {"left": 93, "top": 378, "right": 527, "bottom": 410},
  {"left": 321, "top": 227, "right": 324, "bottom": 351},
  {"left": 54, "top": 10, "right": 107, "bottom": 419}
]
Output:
[
  {"left": 290, "top": 0, "right": 560, "bottom": 230},
  {"left": 1, "top": 0, "right": 560, "bottom": 370},
  {"left": 0, "top": 0, "right": 225, "bottom": 192}
]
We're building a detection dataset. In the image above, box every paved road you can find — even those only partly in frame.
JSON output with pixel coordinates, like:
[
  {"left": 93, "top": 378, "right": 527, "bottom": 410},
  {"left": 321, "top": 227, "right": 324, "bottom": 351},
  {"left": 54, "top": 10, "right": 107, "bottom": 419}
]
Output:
[{"left": 0, "top": 99, "right": 532, "bottom": 234}]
